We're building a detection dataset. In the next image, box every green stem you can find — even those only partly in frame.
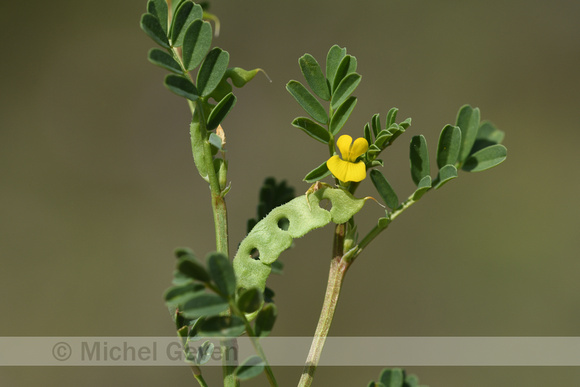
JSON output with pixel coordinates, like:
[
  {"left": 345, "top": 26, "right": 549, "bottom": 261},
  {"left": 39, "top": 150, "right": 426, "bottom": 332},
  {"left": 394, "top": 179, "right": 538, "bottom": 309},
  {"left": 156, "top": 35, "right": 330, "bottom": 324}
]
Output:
[
  {"left": 240, "top": 313, "right": 278, "bottom": 386},
  {"left": 169, "top": 30, "right": 238, "bottom": 387},
  {"left": 220, "top": 338, "right": 239, "bottom": 387},
  {"left": 191, "top": 366, "right": 209, "bottom": 387},
  {"left": 298, "top": 224, "right": 348, "bottom": 387}
]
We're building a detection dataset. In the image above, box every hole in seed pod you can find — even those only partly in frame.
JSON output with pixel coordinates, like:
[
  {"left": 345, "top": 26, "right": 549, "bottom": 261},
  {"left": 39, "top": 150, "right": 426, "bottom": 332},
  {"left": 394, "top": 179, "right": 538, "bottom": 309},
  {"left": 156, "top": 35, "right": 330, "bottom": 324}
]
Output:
[
  {"left": 277, "top": 217, "right": 290, "bottom": 231},
  {"left": 318, "top": 198, "right": 333, "bottom": 211},
  {"left": 250, "top": 248, "right": 260, "bottom": 260}
]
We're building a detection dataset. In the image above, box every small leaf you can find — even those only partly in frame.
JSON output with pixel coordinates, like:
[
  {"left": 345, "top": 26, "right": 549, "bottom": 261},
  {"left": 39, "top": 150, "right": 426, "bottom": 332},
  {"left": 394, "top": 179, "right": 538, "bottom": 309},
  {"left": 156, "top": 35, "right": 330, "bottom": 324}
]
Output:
[
  {"left": 174, "top": 247, "right": 195, "bottom": 258},
  {"left": 197, "top": 48, "right": 230, "bottom": 96},
  {"left": 331, "top": 55, "right": 352, "bottom": 92},
  {"left": 148, "top": 48, "right": 182, "bottom": 74},
  {"left": 182, "top": 20, "right": 212, "bottom": 71},
  {"left": 300, "top": 54, "right": 330, "bottom": 101},
  {"left": 178, "top": 255, "right": 211, "bottom": 282},
  {"left": 379, "top": 368, "right": 405, "bottom": 387},
  {"left": 236, "top": 288, "right": 263, "bottom": 314},
  {"left": 207, "top": 252, "right": 236, "bottom": 298},
  {"left": 181, "top": 293, "right": 229, "bottom": 319},
  {"left": 235, "top": 356, "right": 265, "bottom": 381},
  {"left": 292, "top": 117, "right": 331, "bottom": 144},
  {"left": 436, "top": 124, "right": 461, "bottom": 168},
  {"left": 326, "top": 45, "right": 347, "bottom": 93},
  {"left": 364, "top": 123, "right": 372, "bottom": 144},
  {"left": 303, "top": 160, "right": 331, "bottom": 183},
  {"left": 412, "top": 175, "right": 431, "bottom": 200},
  {"left": 170, "top": 1, "right": 203, "bottom": 47},
  {"left": 286, "top": 80, "right": 328, "bottom": 124},
  {"left": 370, "top": 170, "right": 399, "bottom": 210},
  {"left": 188, "top": 340, "right": 214, "bottom": 365},
  {"left": 385, "top": 107, "right": 398, "bottom": 128},
  {"left": 140, "top": 13, "right": 170, "bottom": 49},
  {"left": 207, "top": 93, "right": 236, "bottom": 130},
  {"left": 270, "top": 260, "right": 284, "bottom": 275},
  {"left": 371, "top": 113, "right": 381, "bottom": 138},
  {"left": 198, "top": 315, "right": 245, "bottom": 337},
  {"left": 404, "top": 374, "right": 420, "bottom": 387},
  {"left": 462, "top": 144, "right": 507, "bottom": 172},
  {"left": 470, "top": 121, "right": 505, "bottom": 154},
  {"left": 409, "top": 135, "right": 430, "bottom": 185},
  {"left": 456, "top": 105, "right": 481, "bottom": 165},
  {"left": 434, "top": 164, "right": 458, "bottom": 189},
  {"left": 331, "top": 73, "right": 361, "bottom": 110},
  {"left": 164, "top": 74, "right": 199, "bottom": 101},
  {"left": 164, "top": 283, "right": 205, "bottom": 306},
  {"left": 255, "top": 303, "right": 277, "bottom": 337},
  {"left": 147, "top": 0, "right": 168, "bottom": 34},
  {"left": 329, "top": 96, "right": 357, "bottom": 135}
]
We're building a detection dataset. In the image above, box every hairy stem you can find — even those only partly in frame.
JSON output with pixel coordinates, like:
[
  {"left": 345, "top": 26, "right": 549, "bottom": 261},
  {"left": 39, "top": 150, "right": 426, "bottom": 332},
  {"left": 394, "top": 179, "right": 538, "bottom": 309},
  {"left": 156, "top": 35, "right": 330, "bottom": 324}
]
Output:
[{"left": 298, "top": 224, "right": 349, "bottom": 387}]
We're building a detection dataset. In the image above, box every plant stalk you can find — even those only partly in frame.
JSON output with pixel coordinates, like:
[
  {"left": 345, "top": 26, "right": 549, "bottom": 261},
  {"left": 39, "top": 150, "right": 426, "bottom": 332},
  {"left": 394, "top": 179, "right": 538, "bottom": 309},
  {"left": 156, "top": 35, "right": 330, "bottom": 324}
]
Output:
[{"left": 298, "top": 224, "right": 349, "bottom": 387}]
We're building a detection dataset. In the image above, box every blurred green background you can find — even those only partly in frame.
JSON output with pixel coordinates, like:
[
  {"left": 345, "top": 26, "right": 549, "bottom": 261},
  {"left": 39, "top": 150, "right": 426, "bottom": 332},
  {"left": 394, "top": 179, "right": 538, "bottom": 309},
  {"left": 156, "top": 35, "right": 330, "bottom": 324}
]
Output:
[{"left": 1, "top": 0, "right": 579, "bottom": 385}]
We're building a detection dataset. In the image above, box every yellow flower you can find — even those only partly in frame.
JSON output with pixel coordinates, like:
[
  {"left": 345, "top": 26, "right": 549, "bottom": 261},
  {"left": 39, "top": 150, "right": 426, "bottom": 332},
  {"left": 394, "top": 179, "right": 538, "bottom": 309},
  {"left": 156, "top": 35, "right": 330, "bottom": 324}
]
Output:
[{"left": 327, "top": 135, "right": 369, "bottom": 182}]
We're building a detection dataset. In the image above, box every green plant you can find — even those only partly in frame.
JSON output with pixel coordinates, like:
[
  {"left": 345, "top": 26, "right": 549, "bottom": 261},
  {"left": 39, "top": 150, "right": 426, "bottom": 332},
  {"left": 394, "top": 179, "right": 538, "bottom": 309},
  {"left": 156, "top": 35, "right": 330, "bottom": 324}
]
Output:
[{"left": 140, "top": 1, "right": 507, "bottom": 386}]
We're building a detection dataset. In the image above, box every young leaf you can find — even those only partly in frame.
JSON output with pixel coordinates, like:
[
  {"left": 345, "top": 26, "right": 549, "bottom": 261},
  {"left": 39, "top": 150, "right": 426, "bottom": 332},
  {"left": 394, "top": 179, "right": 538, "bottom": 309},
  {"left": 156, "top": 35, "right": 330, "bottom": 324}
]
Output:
[
  {"left": 148, "top": 48, "right": 183, "bottom": 74},
  {"left": 371, "top": 113, "right": 381, "bottom": 138},
  {"left": 326, "top": 45, "right": 347, "bottom": 92},
  {"left": 385, "top": 107, "right": 398, "bottom": 128},
  {"left": 181, "top": 293, "right": 229, "bottom": 319},
  {"left": 412, "top": 175, "right": 432, "bottom": 200},
  {"left": 207, "top": 251, "right": 236, "bottom": 298},
  {"left": 147, "top": 0, "right": 168, "bottom": 34},
  {"left": 370, "top": 170, "right": 399, "bottom": 210},
  {"left": 292, "top": 117, "right": 331, "bottom": 144},
  {"left": 299, "top": 54, "right": 330, "bottom": 101},
  {"left": 434, "top": 164, "right": 458, "bottom": 189},
  {"left": 170, "top": 1, "right": 203, "bottom": 47},
  {"left": 329, "top": 96, "right": 357, "bottom": 135},
  {"left": 462, "top": 144, "right": 507, "bottom": 172},
  {"left": 207, "top": 92, "right": 236, "bottom": 130},
  {"left": 140, "top": 13, "right": 170, "bottom": 49},
  {"left": 364, "top": 123, "right": 372, "bottom": 144},
  {"left": 164, "top": 75, "right": 199, "bottom": 101},
  {"left": 178, "top": 255, "right": 211, "bottom": 282},
  {"left": 164, "top": 283, "right": 205, "bottom": 306},
  {"left": 255, "top": 303, "right": 277, "bottom": 337},
  {"left": 234, "top": 356, "right": 265, "bottom": 381},
  {"left": 409, "top": 135, "right": 430, "bottom": 185},
  {"left": 197, "top": 48, "right": 230, "bottom": 96},
  {"left": 303, "top": 160, "right": 331, "bottom": 183},
  {"left": 182, "top": 20, "right": 212, "bottom": 71},
  {"left": 470, "top": 120, "right": 505, "bottom": 154},
  {"left": 286, "top": 80, "right": 328, "bottom": 124},
  {"left": 189, "top": 340, "right": 214, "bottom": 365},
  {"left": 236, "top": 288, "right": 263, "bottom": 314},
  {"left": 456, "top": 105, "right": 481, "bottom": 165},
  {"left": 379, "top": 368, "right": 405, "bottom": 387},
  {"left": 331, "top": 73, "right": 362, "bottom": 110},
  {"left": 198, "top": 315, "right": 245, "bottom": 337},
  {"left": 331, "top": 55, "right": 352, "bottom": 92},
  {"left": 436, "top": 124, "right": 461, "bottom": 168}
]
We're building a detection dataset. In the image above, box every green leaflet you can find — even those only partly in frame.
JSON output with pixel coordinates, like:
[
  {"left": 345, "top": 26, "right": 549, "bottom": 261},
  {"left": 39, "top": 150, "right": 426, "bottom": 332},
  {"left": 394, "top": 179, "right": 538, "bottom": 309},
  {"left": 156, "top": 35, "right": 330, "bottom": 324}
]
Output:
[{"left": 233, "top": 187, "right": 367, "bottom": 296}]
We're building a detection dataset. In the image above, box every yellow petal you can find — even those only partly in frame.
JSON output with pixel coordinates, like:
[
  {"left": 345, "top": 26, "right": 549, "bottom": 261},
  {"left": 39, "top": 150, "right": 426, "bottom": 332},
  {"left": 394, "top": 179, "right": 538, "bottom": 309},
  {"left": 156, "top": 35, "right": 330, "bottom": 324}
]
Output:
[
  {"left": 346, "top": 160, "right": 367, "bottom": 182},
  {"left": 336, "top": 135, "right": 353, "bottom": 159},
  {"left": 327, "top": 155, "right": 349, "bottom": 182},
  {"left": 348, "top": 138, "right": 369, "bottom": 162},
  {"left": 327, "top": 157, "right": 367, "bottom": 183}
]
